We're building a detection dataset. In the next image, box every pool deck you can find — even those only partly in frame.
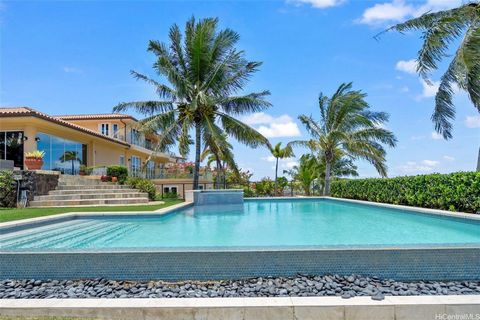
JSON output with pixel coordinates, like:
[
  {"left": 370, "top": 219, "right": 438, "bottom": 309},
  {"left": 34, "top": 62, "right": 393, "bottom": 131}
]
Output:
[{"left": 1, "top": 295, "right": 479, "bottom": 320}]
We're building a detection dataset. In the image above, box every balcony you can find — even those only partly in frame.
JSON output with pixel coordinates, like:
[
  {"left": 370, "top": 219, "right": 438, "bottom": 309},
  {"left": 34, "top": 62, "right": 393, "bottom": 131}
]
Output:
[{"left": 113, "top": 132, "right": 155, "bottom": 151}]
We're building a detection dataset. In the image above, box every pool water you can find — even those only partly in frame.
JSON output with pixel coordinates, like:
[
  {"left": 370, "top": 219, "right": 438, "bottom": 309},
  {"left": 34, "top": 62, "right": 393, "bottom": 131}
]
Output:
[{"left": 1, "top": 199, "right": 479, "bottom": 250}]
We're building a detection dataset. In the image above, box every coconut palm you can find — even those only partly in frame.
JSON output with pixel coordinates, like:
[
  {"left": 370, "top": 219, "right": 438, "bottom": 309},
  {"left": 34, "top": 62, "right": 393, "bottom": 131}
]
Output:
[
  {"left": 382, "top": 3, "right": 480, "bottom": 170},
  {"left": 269, "top": 142, "right": 294, "bottom": 195},
  {"left": 294, "top": 83, "right": 397, "bottom": 196},
  {"left": 114, "top": 17, "right": 271, "bottom": 189},
  {"left": 59, "top": 151, "right": 81, "bottom": 175},
  {"left": 201, "top": 134, "right": 238, "bottom": 189}
]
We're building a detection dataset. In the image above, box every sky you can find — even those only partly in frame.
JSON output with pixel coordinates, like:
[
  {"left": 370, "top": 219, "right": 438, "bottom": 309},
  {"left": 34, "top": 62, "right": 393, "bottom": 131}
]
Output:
[{"left": 1, "top": 0, "right": 479, "bottom": 180}]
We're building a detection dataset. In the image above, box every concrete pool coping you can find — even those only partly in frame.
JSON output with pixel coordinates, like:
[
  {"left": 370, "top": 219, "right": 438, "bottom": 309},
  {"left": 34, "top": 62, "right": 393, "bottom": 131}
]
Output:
[{"left": 1, "top": 295, "right": 479, "bottom": 320}]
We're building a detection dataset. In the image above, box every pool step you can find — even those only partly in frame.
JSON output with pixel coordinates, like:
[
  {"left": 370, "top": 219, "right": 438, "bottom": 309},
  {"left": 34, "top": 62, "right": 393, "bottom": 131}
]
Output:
[
  {"left": 34, "top": 192, "right": 149, "bottom": 201},
  {"left": 29, "top": 197, "right": 149, "bottom": 208},
  {"left": 29, "top": 175, "right": 150, "bottom": 208}
]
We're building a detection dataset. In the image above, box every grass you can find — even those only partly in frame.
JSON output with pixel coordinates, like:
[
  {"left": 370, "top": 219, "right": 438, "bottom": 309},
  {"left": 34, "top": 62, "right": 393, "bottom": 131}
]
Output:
[{"left": 0, "top": 199, "right": 183, "bottom": 223}]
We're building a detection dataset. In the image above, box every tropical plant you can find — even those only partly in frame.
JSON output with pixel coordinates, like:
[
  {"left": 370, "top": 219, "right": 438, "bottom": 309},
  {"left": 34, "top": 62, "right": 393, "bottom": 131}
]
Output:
[
  {"left": 126, "top": 177, "right": 156, "bottom": 200},
  {"left": 24, "top": 150, "right": 45, "bottom": 159},
  {"left": 382, "top": 3, "right": 480, "bottom": 171},
  {"left": 106, "top": 165, "right": 129, "bottom": 184},
  {"left": 0, "top": 170, "right": 16, "bottom": 208},
  {"left": 290, "top": 154, "right": 318, "bottom": 196},
  {"left": 269, "top": 142, "right": 294, "bottom": 195},
  {"left": 254, "top": 178, "right": 275, "bottom": 196},
  {"left": 113, "top": 17, "right": 271, "bottom": 189},
  {"left": 59, "top": 151, "right": 81, "bottom": 175},
  {"left": 294, "top": 83, "right": 397, "bottom": 196}
]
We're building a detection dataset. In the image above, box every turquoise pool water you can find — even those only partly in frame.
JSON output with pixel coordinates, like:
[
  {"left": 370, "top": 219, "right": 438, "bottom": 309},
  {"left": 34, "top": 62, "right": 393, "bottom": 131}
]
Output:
[{"left": 1, "top": 199, "right": 479, "bottom": 250}]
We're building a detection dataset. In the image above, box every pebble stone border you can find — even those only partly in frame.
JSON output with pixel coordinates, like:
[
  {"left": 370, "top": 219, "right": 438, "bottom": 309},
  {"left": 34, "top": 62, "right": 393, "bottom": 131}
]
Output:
[{"left": 1, "top": 274, "right": 479, "bottom": 300}]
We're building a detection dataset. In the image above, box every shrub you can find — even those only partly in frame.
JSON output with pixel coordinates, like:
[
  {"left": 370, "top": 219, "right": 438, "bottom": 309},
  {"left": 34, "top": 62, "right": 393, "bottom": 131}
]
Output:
[
  {"left": 243, "top": 187, "right": 255, "bottom": 198},
  {"left": 106, "top": 165, "right": 128, "bottom": 184},
  {"left": 162, "top": 191, "right": 178, "bottom": 199},
  {"left": 0, "top": 170, "right": 16, "bottom": 208},
  {"left": 330, "top": 171, "right": 480, "bottom": 213},
  {"left": 126, "top": 177, "right": 156, "bottom": 201}
]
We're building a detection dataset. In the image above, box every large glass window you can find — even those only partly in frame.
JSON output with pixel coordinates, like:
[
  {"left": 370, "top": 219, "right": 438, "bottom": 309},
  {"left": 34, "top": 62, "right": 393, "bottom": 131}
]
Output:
[
  {"left": 0, "top": 131, "right": 24, "bottom": 169},
  {"left": 130, "top": 156, "right": 141, "bottom": 177},
  {"left": 36, "top": 132, "right": 86, "bottom": 175}
]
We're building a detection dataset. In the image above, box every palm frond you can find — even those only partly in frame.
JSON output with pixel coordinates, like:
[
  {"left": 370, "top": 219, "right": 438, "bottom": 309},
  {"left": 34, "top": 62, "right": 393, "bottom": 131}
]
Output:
[{"left": 113, "top": 101, "right": 174, "bottom": 115}]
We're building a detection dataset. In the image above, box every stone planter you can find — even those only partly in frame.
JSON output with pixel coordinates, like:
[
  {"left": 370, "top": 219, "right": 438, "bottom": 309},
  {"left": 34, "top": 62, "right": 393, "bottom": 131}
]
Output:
[{"left": 25, "top": 158, "right": 44, "bottom": 170}]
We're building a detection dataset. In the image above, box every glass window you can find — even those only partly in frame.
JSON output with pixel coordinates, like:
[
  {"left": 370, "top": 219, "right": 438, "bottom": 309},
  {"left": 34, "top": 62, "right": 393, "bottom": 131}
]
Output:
[
  {"left": 0, "top": 132, "right": 5, "bottom": 161},
  {"left": 112, "top": 124, "right": 119, "bottom": 138},
  {"left": 36, "top": 132, "right": 86, "bottom": 175},
  {"left": 119, "top": 155, "right": 125, "bottom": 166},
  {"left": 101, "top": 124, "right": 109, "bottom": 136},
  {"left": 130, "top": 156, "right": 141, "bottom": 177}
]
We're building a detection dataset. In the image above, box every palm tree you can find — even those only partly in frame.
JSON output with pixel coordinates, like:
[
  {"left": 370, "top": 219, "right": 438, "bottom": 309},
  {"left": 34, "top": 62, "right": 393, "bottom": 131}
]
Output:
[
  {"left": 295, "top": 83, "right": 397, "bottom": 196},
  {"left": 59, "top": 151, "right": 81, "bottom": 175},
  {"left": 381, "top": 3, "right": 480, "bottom": 170},
  {"left": 114, "top": 17, "right": 271, "bottom": 189},
  {"left": 201, "top": 134, "right": 238, "bottom": 189},
  {"left": 288, "top": 154, "right": 318, "bottom": 196},
  {"left": 269, "top": 142, "right": 294, "bottom": 195}
]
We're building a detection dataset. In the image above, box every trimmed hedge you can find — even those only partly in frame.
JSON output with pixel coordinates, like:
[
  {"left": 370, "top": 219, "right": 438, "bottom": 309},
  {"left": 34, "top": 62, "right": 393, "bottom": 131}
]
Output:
[
  {"left": 0, "top": 170, "right": 16, "bottom": 208},
  {"left": 330, "top": 171, "right": 480, "bottom": 213}
]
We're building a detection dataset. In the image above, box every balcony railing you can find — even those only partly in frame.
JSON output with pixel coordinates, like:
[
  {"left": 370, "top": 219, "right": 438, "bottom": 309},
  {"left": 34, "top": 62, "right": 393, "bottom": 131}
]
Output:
[
  {"left": 113, "top": 132, "right": 156, "bottom": 151},
  {"left": 129, "top": 167, "right": 213, "bottom": 181}
]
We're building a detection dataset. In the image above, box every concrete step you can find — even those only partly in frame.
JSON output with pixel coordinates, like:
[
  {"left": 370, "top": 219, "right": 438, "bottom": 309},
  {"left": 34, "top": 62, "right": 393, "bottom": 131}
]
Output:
[
  {"left": 48, "top": 188, "right": 136, "bottom": 195},
  {"left": 35, "top": 192, "right": 149, "bottom": 201},
  {"left": 29, "top": 197, "right": 149, "bottom": 208},
  {"left": 56, "top": 185, "right": 133, "bottom": 190}
]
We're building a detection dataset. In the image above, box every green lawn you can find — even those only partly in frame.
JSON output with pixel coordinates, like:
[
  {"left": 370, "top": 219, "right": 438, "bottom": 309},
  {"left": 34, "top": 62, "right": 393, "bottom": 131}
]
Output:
[{"left": 0, "top": 199, "right": 183, "bottom": 223}]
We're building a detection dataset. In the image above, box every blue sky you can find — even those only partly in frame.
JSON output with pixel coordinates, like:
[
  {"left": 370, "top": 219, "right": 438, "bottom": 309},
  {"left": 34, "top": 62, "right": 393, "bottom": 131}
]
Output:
[{"left": 1, "top": 0, "right": 479, "bottom": 179}]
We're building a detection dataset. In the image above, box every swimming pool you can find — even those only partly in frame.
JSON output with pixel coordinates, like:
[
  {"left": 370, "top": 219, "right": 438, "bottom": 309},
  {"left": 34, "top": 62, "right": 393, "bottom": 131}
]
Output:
[
  {"left": 1, "top": 198, "right": 479, "bottom": 281},
  {"left": 1, "top": 198, "right": 480, "bottom": 250}
]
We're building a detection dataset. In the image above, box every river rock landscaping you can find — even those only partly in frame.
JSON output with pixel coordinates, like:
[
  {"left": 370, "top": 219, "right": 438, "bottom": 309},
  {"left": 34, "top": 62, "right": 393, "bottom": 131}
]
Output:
[{"left": 1, "top": 274, "right": 479, "bottom": 300}]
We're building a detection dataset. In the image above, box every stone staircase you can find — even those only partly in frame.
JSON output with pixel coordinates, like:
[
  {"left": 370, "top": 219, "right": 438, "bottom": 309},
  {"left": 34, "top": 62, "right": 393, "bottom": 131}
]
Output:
[{"left": 29, "top": 175, "right": 150, "bottom": 207}]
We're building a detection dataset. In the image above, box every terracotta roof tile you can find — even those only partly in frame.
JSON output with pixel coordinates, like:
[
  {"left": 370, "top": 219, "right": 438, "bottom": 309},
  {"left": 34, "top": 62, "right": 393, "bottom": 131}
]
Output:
[
  {"left": 55, "top": 113, "right": 138, "bottom": 121},
  {"left": 0, "top": 107, "right": 130, "bottom": 146}
]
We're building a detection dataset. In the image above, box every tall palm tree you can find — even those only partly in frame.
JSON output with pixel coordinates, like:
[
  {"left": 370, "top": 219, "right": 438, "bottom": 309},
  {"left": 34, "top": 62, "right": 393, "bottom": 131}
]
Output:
[
  {"left": 270, "top": 142, "right": 294, "bottom": 195},
  {"left": 201, "top": 134, "right": 238, "bottom": 189},
  {"left": 59, "top": 151, "right": 81, "bottom": 175},
  {"left": 114, "top": 17, "right": 271, "bottom": 189},
  {"left": 381, "top": 3, "right": 480, "bottom": 170},
  {"left": 295, "top": 83, "right": 397, "bottom": 196}
]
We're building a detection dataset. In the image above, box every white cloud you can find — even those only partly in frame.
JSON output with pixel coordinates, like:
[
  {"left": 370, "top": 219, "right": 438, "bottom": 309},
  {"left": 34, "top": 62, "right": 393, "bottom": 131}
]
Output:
[
  {"left": 261, "top": 156, "right": 276, "bottom": 162},
  {"left": 243, "top": 112, "right": 301, "bottom": 138},
  {"left": 419, "top": 79, "right": 439, "bottom": 99},
  {"left": 422, "top": 159, "right": 439, "bottom": 166},
  {"left": 400, "top": 86, "right": 410, "bottom": 93},
  {"left": 359, "top": 0, "right": 461, "bottom": 25},
  {"left": 63, "top": 66, "right": 83, "bottom": 74},
  {"left": 443, "top": 155, "right": 455, "bottom": 161},
  {"left": 282, "top": 161, "right": 299, "bottom": 169},
  {"left": 396, "top": 59, "right": 417, "bottom": 74},
  {"left": 414, "top": 0, "right": 462, "bottom": 16},
  {"left": 431, "top": 131, "right": 443, "bottom": 140},
  {"left": 359, "top": 0, "right": 414, "bottom": 25},
  {"left": 287, "top": 0, "right": 343, "bottom": 9},
  {"left": 397, "top": 158, "right": 439, "bottom": 174},
  {"left": 465, "top": 115, "right": 480, "bottom": 128}
]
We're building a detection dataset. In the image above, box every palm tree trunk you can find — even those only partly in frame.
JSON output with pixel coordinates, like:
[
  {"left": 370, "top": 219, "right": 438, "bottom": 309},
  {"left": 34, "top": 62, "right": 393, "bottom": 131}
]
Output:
[
  {"left": 71, "top": 160, "right": 74, "bottom": 175},
  {"left": 274, "top": 157, "right": 278, "bottom": 196},
  {"left": 193, "top": 122, "right": 201, "bottom": 190},
  {"left": 324, "top": 160, "right": 331, "bottom": 196},
  {"left": 215, "top": 159, "right": 221, "bottom": 189},
  {"left": 477, "top": 146, "right": 480, "bottom": 172}
]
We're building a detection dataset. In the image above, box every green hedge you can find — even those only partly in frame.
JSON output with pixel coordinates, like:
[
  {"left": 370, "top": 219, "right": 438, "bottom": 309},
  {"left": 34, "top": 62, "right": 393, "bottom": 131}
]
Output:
[
  {"left": 0, "top": 170, "right": 16, "bottom": 208},
  {"left": 330, "top": 172, "right": 480, "bottom": 213}
]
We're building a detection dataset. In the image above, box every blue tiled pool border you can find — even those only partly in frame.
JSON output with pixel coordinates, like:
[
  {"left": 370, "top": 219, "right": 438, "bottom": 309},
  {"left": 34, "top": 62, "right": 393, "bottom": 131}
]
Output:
[{"left": 1, "top": 198, "right": 479, "bottom": 281}]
